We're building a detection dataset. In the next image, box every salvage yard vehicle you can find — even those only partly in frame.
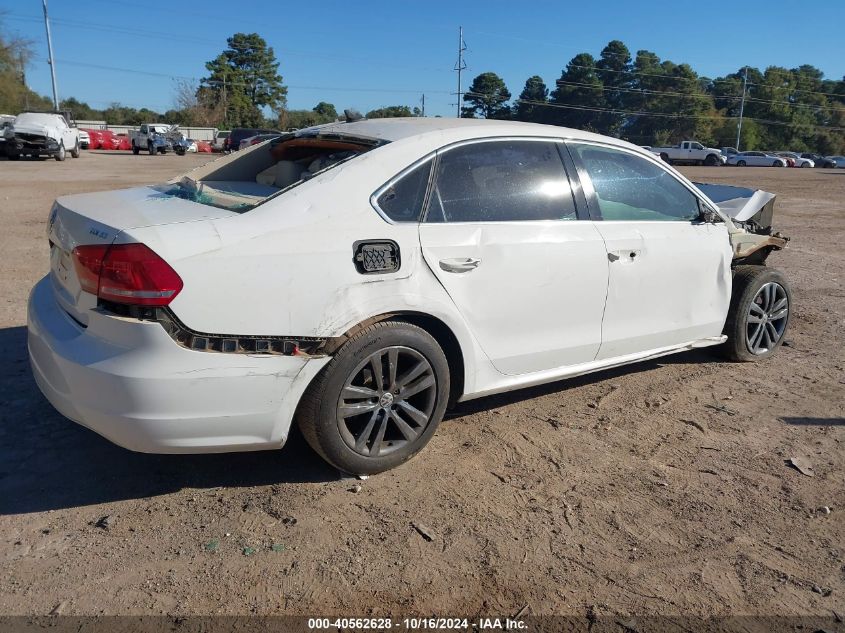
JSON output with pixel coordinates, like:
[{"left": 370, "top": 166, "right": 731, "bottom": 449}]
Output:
[
  {"left": 27, "top": 118, "right": 792, "bottom": 475},
  {"left": 652, "top": 140, "right": 726, "bottom": 166},
  {"left": 775, "top": 151, "right": 813, "bottom": 168},
  {"left": 3, "top": 111, "right": 80, "bottom": 161},
  {"left": 78, "top": 129, "right": 90, "bottom": 149},
  {"left": 800, "top": 153, "right": 836, "bottom": 168},
  {"left": 129, "top": 123, "right": 183, "bottom": 155},
  {"left": 727, "top": 151, "right": 787, "bottom": 167}
]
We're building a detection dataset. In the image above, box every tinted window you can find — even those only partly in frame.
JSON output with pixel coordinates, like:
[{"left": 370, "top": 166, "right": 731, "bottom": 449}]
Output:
[
  {"left": 376, "top": 160, "right": 432, "bottom": 222},
  {"left": 571, "top": 143, "right": 700, "bottom": 222},
  {"left": 425, "top": 140, "right": 576, "bottom": 223}
]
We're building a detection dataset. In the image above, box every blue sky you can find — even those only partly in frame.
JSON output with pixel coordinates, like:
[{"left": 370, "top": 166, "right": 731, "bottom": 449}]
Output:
[{"left": 3, "top": 0, "right": 843, "bottom": 119}]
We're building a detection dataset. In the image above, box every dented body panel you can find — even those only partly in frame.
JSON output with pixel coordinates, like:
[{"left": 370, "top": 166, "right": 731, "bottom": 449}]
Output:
[{"left": 28, "top": 118, "right": 788, "bottom": 454}]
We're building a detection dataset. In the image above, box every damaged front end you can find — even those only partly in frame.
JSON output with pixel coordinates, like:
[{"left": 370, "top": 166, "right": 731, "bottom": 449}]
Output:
[{"left": 695, "top": 183, "right": 790, "bottom": 265}]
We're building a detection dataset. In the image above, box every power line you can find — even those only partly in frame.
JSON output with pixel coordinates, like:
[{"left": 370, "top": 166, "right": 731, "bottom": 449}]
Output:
[{"left": 465, "top": 93, "right": 845, "bottom": 132}]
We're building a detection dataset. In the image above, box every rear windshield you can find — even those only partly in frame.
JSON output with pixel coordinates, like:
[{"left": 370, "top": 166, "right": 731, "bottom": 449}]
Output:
[{"left": 153, "top": 133, "right": 381, "bottom": 213}]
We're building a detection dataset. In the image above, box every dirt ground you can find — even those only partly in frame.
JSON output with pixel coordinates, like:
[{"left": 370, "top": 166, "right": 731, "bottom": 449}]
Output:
[{"left": 0, "top": 151, "right": 842, "bottom": 622}]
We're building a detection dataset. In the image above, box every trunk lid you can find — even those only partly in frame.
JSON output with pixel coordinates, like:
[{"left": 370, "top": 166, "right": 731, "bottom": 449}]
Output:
[{"left": 47, "top": 186, "right": 236, "bottom": 325}]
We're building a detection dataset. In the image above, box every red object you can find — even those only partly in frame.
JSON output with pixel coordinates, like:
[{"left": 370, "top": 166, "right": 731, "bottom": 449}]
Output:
[
  {"left": 82, "top": 129, "right": 103, "bottom": 150},
  {"left": 785, "top": 158, "right": 795, "bottom": 167},
  {"left": 195, "top": 141, "right": 212, "bottom": 153},
  {"left": 98, "top": 130, "right": 119, "bottom": 150},
  {"left": 72, "top": 243, "right": 183, "bottom": 306},
  {"left": 115, "top": 134, "right": 131, "bottom": 151}
]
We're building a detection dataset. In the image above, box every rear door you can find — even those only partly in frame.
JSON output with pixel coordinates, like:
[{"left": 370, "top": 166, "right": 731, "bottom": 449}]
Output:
[
  {"left": 418, "top": 138, "right": 608, "bottom": 376},
  {"left": 567, "top": 142, "right": 731, "bottom": 360}
]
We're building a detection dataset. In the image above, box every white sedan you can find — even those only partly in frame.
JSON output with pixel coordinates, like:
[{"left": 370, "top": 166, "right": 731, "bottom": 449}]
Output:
[
  {"left": 28, "top": 118, "right": 792, "bottom": 474},
  {"left": 775, "top": 152, "right": 814, "bottom": 168},
  {"left": 726, "top": 151, "right": 787, "bottom": 167}
]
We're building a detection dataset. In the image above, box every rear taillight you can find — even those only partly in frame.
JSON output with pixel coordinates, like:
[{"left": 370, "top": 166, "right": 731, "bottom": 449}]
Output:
[{"left": 72, "top": 243, "right": 183, "bottom": 306}]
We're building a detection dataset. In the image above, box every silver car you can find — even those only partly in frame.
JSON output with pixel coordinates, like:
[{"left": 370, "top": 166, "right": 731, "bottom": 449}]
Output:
[{"left": 727, "top": 151, "right": 786, "bottom": 167}]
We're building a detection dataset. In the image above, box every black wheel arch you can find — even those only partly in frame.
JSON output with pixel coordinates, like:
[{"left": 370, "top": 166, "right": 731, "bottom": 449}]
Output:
[{"left": 326, "top": 311, "right": 465, "bottom": 407}]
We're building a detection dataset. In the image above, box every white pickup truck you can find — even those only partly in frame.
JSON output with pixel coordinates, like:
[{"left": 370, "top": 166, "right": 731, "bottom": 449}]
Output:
[
  {"left": 652, "top": 141, "right": 726, "bottom": 166},
  {"left": 3, "top": 111, "right": 80, "bottom": 161}
]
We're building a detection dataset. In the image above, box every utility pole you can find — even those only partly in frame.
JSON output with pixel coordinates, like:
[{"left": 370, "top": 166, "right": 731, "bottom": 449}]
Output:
[
  {"left": 453, "top": 26, "right": 466, "bottom": 118},
  {"left": 42, "top": 0, "right": 59, "bottom": 110},
  {"left": 735, "top": 66, "right": 748, "bottom": 151},
  {"left": 420, "top": 93, "right": 425, "bottom": 117}
]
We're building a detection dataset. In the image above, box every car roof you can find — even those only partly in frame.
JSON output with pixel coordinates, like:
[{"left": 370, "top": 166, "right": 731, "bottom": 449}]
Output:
[{"left": 304, "top": 117, "right": 643, "bottom": 151}]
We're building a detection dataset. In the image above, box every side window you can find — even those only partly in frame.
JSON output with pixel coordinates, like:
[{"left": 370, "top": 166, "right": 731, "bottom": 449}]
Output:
[
  {"left": 570, "top": 143, "right": 701, "bottom": 222},
  {"left": 375, "top": 159, "right": 432, "bottom": 223},
  {"left": 425, "top": 140, "right": 576, "bottom": 223},
  {"left": 140, "top": 125, "right": 147, "bottom": 134}
]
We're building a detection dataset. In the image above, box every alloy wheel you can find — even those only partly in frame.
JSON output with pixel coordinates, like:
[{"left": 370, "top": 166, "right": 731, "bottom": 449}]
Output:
[
  {"left": 746, "top": 282, "right": 789, "bottom": 355},
  {"left": 336, "top": 346, "right": 437, "bottom": 457}
]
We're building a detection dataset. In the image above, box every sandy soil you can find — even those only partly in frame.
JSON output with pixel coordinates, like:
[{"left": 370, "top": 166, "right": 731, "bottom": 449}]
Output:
[{"left": 0, "top": 151, "right": 842, "bottom": 621}]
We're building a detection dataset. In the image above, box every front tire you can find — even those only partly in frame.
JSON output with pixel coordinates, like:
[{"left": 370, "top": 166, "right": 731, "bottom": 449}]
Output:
[
  {"left": 721, "top": 266, "right": 792, "bottom": 362},
  {"left": 737, "top": 160, "right": 747, "bottom": 167},
  {"left": 148, "top": 142, "right": 155, "bottom": 155},
  {"left": 704, "top": 154, "right": 720, "bottom": 166},
  {"left": 132, "top": 143, "right": 140, "bottom": 155},
  {"left": 296, "top": 321, "right": 450, "bottom": 475},
  {"left": 54, "top": 142, "right": 66, "bottom": 161}
]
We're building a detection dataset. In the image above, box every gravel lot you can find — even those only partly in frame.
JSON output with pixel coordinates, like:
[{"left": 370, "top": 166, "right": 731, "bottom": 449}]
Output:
[{"left": 0, "top": 151, "right": 842, "bottom": 620}]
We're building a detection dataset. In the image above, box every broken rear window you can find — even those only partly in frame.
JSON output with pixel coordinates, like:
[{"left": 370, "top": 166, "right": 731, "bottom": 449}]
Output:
[{"left": 154, "top": 133, "right": 382, "bottom": 213}]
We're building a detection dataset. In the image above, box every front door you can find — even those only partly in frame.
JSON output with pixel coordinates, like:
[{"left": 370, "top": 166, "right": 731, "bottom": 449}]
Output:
[{"left": 567, "top": 141, "right": 732, "bottom": 360}]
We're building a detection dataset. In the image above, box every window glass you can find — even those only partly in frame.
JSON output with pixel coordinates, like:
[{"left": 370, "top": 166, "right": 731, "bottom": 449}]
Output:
[
  {"left": 571, "top": 143, "right": 700, "bottom": 222},
  {"left": 425, "top": 140, "right": 576, "bottom": 223},
  {"left": 376, "top": 159, "right": 432, "bottom": 222}
]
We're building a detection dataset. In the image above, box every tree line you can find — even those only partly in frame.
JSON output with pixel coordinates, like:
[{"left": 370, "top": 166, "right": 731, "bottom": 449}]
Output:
[
  {"left": 3, "top": 21, "right": 842, "bottom": 152},
  {"left": 463, "top": 40, "right": 845, "bottom": 154}
]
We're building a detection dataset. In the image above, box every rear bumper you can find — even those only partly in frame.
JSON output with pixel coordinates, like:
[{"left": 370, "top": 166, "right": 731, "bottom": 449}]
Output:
[{"left": 27, "top": 275, "right": 330, "bottom": 453}]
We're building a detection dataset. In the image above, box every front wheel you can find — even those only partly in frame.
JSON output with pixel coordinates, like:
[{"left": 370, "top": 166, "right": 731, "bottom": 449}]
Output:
[
  {"left": 721, "top": 266, "right": 792, "bottom": 362},
  {"left": 801, "top": 162, "right": 811, "bottom": 168},
  {"left": 54, "top": 142, "right": 66, "bottom": 161},
  {"left": 296, "top": 321, "right": 450, "bottom": 475},
  {"left": 704, "top": 154, "right": 720, "bottom": 166},
  {"left": 132, "top": 143, "right": 140, "bottom": 155},
  {"left": 773, "top": 160, "right": 783, "bottom": 167},
  {"left": 148, "top": 142, "right": 155, "bottom": 155},
  {"left": 737, "top": 160, "right": 747, "bottom": 167}
]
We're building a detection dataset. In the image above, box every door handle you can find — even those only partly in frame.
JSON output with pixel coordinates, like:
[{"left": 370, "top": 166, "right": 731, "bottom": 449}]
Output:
[{"left": 439, "top": 257, "right": 481, "bottom": 273}]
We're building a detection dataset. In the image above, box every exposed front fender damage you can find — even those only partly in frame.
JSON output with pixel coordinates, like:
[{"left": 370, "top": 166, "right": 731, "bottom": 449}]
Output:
[{"left": 695, "top": 182, "right": 789, "bottom": 264}]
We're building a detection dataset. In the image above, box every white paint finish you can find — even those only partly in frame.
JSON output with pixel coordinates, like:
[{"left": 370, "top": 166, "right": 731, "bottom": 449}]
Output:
[
  {"left": 27, "top": 117, "right": 774, "bottom": 455},
  {"left": 9, "top": 112, "right": 79, "bottom": 150},
  {"left": 419, "top": 221, "right": 608, "bottom": 375},
  {"left": 594, "top": 221, "right": 732, "bottom": 359},
  {"left": 28, "top": 276, "right": 329, "bottom": 452}
]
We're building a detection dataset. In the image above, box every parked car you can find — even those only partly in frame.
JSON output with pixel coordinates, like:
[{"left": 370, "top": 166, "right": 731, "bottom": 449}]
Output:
[
  {"left": 226, "top": 127, "right": 281, "bottom": 151},
  {"left": 3, "top": 111, "right": 80, "bottom": 160},
  {"left": 78, "top": 129, "right": 90, "bottom": 150},
  {"left": 28, "top": 119, "right": 792, "bottom": 474},
  {"left": 799, "top": 153, "right": 836, "bottom": 168},
  {"left": 238, "top": 132, "right": 282, "bottom": 150},
  {"left": 721, "top": 147, "right": 739, "bottom": 160},
  {"left": 651, "top": 140, "right": 725, "bottom": 166},
  {"left": 774, "top": 152, "right": 813, "bottom": 168},
  {"left": 726, "top": 151, "right": 787, "bottom": 167},
  {"left": 828, "top": 156, "right": 845, "bottom": 168},
  {"left": 212, "top": 130, "right": 230, "bottom": 152}
]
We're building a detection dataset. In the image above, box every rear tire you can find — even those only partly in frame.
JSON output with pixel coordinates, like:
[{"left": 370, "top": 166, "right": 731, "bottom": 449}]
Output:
[
  {"left": 773, "top": 160, "right": 782, "bottom": 167},
  {"left": 132, "top": 143, "right": 140, "bottom": 155},
  {"left": 70, "top": 141, "right": 80, "bottom": 158},
  {"left": 296, "top": 321, "right": 450, "bottom": 475},
  {"left": 720, "top": 266, "right": 792, "bottom": 362},
  {"left": 737, "top": 160, "right": 746, "bottom": 167}
]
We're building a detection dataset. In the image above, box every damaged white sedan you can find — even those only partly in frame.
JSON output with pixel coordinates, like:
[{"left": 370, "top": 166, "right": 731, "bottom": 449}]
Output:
[{"left": 28, "top": 118, "right": 791, "bottom": 474}]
